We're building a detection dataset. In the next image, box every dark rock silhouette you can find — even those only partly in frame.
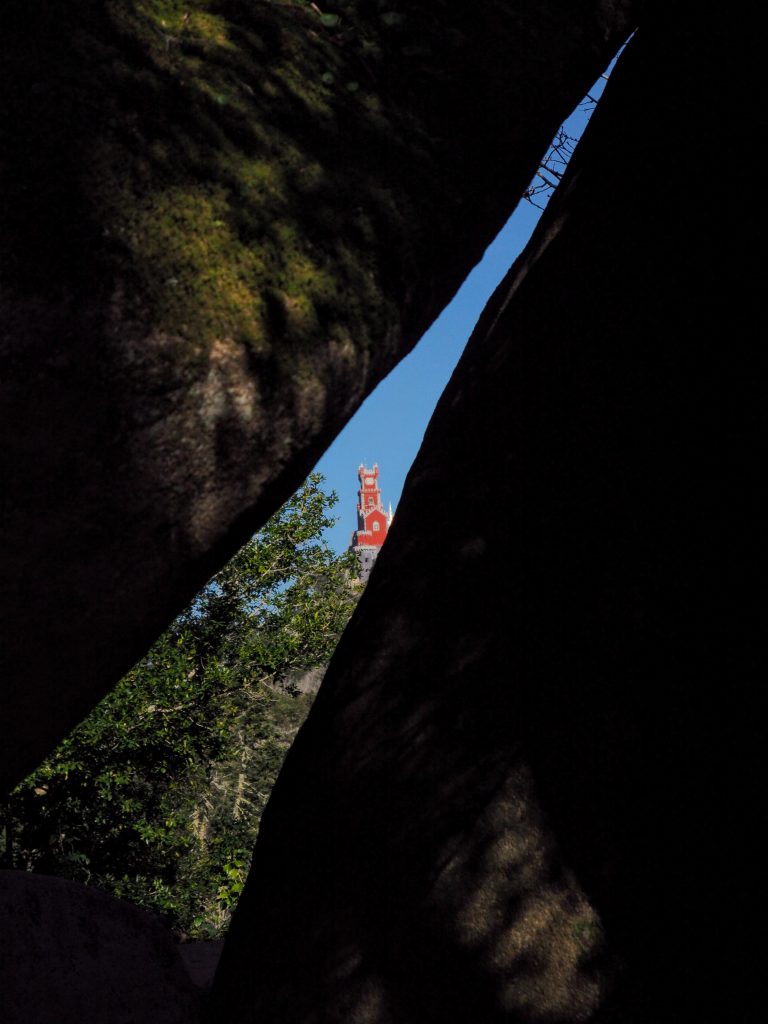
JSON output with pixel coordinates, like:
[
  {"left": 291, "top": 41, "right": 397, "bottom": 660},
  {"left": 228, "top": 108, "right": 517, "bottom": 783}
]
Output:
[
  {"left": 210, "top": 7, "right": 755, "bottom": 1021},
  {"left": 3, "top": 1, "right": 750, "bottom": 1020},
  {"left": 178, "top": 941, "right": 225, "bottom": 998},
  {"left": 0, "top": 0, "right": 637, "bottom": 793},
  {"left": 0, "top": 871, "right": 201, "bottom": 1023}
]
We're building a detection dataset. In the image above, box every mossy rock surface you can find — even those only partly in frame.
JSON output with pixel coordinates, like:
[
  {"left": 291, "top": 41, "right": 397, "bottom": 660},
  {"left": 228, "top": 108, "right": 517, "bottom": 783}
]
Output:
[
  {"left": 3, "top": 0, "right": 419, "bottom": 372},
  {"left": 0, "top": 0, "right": 637, "bottom": 791}
]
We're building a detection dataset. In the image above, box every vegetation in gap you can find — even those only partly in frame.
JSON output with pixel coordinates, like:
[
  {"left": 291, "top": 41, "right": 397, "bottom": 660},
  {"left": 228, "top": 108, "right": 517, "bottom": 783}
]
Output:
[{"left": 1, "top": 474, "right": 360, "bottom": 938}]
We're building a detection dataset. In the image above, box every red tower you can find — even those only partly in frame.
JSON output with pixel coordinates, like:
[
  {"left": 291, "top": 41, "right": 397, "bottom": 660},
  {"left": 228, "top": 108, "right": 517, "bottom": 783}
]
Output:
[{"left": 350, "top": 464, "right": 391, "bottom": 580}]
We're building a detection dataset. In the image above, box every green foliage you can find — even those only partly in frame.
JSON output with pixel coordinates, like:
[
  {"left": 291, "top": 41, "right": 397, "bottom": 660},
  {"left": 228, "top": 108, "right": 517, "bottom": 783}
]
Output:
[{"left": 1, "top": 474, "right": 359, "bottom": 937}]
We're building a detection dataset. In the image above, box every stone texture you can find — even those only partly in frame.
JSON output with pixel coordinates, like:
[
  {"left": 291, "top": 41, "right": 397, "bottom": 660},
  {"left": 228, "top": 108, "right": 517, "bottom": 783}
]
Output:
[
  {"left": 0, "top": 871, "right": 201, "bottom": 1023},
  {"left": 0, "top": 0, "right": 639, "bottom": 794},
  {"left": 210, "top": 6, "right": 756, "bottom": 1022}
]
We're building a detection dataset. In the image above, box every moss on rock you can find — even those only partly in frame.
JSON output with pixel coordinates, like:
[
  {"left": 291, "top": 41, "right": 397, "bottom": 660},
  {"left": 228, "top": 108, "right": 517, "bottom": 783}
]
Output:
[
  {"left": 2, "top": 0, "right": 423, "bottom": 381},
  {"left": 1, "top": 0, "right": 640, "bottom": 800}
]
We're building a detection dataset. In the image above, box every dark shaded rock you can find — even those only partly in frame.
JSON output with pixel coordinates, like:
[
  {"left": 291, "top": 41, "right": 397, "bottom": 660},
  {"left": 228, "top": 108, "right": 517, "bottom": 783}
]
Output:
[
  {"left": 210, "top": 6, "right": 756, "bottom": 1021},
  {"left": 0, "top": 870, "right": 201, "bottom": 1023},
  {"left": 178, "top": 940, "right": 224, "bottom": 996},
  {"left": 0, "top": 0, "right": 639, "bottom": 793}
]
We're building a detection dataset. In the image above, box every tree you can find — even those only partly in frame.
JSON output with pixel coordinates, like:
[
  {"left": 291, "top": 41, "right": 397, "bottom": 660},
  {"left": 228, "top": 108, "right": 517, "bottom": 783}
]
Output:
[
  {"left": 0, "top": 2, "right": 638, "bottom": 798},
  {"left": 1, "top": 474, "right": 359, "bottom": 938}
]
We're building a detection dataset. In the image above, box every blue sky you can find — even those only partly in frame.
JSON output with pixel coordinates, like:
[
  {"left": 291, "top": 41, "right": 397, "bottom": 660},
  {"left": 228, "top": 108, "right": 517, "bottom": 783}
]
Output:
[
  {"left": 313, "top": 85, "right": 606, "bottom": 552},
  {"left": 313, "top": 201, "right": 542, "bottom": 552}
]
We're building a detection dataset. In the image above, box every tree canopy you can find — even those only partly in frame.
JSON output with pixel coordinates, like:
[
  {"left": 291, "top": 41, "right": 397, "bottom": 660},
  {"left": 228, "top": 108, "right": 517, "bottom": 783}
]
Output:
[{"left": 1, "top": 474, "right": 359, "bottom": 937}]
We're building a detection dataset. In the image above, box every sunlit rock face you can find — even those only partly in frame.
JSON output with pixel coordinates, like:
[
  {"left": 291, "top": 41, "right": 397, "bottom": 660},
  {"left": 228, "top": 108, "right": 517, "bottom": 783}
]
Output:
[
  {"left": 211, "top": 6, "right": 756, "bottom": 1022},
  {"left": 0, "top": 0, "right": 638, "bottom": 794}
]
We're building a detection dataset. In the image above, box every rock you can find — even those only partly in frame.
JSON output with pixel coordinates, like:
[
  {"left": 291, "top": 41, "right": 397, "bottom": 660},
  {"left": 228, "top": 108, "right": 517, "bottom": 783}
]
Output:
[
  {"left": 285, "top": 666, "right": 326, "bottom": 695},
  {"left": 0, "top": 0, "right": 639, "bottom": 793},
  {"left": 177, "top": 941, "right": 224, "bottom": 996},
  {"left": 210, "top": 6, "right": 757, "bottom": 1021},
  {"left": 0, "top": 871, "right": 201, "bottom": 1024}
]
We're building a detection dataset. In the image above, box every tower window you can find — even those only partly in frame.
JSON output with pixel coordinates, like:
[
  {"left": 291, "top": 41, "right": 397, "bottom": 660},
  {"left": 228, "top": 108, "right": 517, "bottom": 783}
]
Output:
[{"left": 373, "top": 521, "right": 380, "bottom": 531}]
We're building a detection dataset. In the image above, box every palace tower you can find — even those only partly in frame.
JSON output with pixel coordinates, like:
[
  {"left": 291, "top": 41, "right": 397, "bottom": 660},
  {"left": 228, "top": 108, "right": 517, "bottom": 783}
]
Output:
[{"left": 349, "top": 464, "right": 392, "bottom": 582}]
